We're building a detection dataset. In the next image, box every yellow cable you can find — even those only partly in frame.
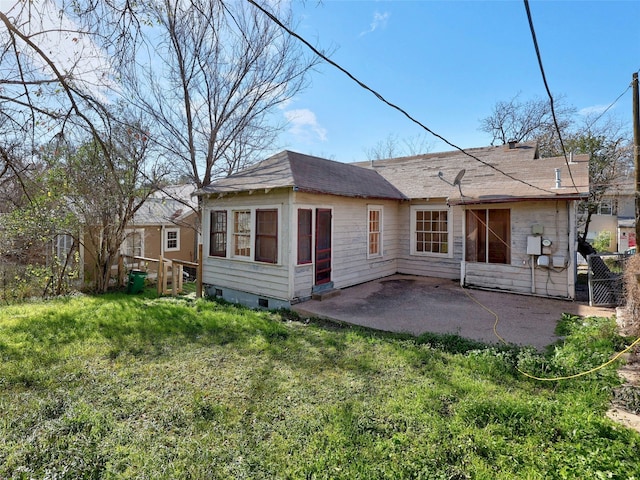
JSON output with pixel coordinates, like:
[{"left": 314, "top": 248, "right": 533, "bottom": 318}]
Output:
[{"left": 462, "top": 288, "right": 640, "bottom": 382}]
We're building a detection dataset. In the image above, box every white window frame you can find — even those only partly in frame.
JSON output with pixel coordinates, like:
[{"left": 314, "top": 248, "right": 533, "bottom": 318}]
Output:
[
  {"left": 232, "top": 209, "right": 252, "bottom": 259},
  {"left": 164, "top": 227, "right": 180, "bottom": 252},
  {"left": 210, "top": 206, "right": 281, "bottom": 264},
  {"left": 122, "top": 228, "right": 145, "bottom": 258},
  {"left": 410, "top": 205, "right": 453, "bottom": 258},
  {"left": 55, "top": 234, "right": 74, "bottom": 260},
  {"left": 597, "top": 199, "right": 614, "bottom": 216},
  {"left": 367, "top": 205, "right": 383, "bottom": 259}
]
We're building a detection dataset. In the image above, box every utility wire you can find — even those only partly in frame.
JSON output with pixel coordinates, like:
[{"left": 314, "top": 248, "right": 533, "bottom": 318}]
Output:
[
  {"left": 246, "top": 0, "right": 558, "bottom": 195},
  {"left": 523, "top": 0, "right": 578, "bottom": 193},
  {"left": 586, "top": 70, "right": 639, "bottom": 129}
]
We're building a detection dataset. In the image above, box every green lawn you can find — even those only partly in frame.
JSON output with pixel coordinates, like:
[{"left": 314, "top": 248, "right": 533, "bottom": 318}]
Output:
[{"left": 1, "top": 290, "right": 639, "bottom": 479}]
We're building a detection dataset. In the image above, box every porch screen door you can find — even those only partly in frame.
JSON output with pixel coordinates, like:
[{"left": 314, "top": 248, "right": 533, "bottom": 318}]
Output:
[{"left": 315, "top": 209, "right": 332, "bottom": 285}]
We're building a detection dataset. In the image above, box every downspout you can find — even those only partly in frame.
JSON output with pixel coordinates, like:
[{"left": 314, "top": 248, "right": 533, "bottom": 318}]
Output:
[
  {"left": 160, "top": 224, "right": 165, "bottom": 257},
  {"left": 460, "top": 203, "right": 466, "bottom": 287},
  {"left": 287, "top": 188, "right": 295, "bottom": 302}
]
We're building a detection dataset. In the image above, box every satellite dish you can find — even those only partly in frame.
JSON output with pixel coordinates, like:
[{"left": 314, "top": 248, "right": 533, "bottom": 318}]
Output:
[{"left": 452, "top": 169, "right": 466, "bottom": 186}]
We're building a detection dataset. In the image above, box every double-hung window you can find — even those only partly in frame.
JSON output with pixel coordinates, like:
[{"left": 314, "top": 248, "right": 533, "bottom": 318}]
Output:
[
  {"left": 123, "top": 229, "right": 144, "bottom": 258},
  {"left": 255, "top": 209, "right": 278, "bottom": 264},
  {"left": 210, "top": 208, "right": 279, "bottom": 264},
  {"left": 55, "top": 234, "right": 74, "bottom": 260},
  {"left": 368, "top": 206, "right": 382, "bottom": 258},
  {"left": 297, "top": 209, "right": 312, "bottom": 264},
  {"left": 597, "top": 199, "right": 614, "bottom": 216},
  {"left": 165, "top": 228, "right": 180, "bottom": 252},
  {"left": 465, "top": 208, "right": 510, "bottom": 264},
  {"left": 233, "top": 210, "right": 251, "bottom": 257},
  {"left": 411, "top": 207, "right": 450, "bottom": 256},
  {"left": 209, "top": 210, "right": 227, "bottom": 257}
]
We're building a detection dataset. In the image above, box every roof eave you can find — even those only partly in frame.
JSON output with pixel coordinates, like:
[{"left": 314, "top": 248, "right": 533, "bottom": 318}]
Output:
[
  {"left": 449, "top": 193, "right": 588, "bottom": 206},
  {"left": 295, "top": 186, "right": 407, "bottom": 201}
]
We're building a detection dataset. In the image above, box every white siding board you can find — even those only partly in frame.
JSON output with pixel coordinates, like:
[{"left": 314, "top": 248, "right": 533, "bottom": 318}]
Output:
[
  {"left": 202, "top": 258, "right": 290, "bottom": 299},
  {"left": 201, "top": 187, "right": 577, "bottom": 303},
  {"left": 462, "top": 201, "right": 573, "bottom": 298},
  {"left": 396, "top": 202, "right": 462, "bottom": 279},
  {"left": 292, "top": 193, "right": 402, "bottom": 292},
  {"left": 201, "top": 189, "right": 292, "bottom": 300}
]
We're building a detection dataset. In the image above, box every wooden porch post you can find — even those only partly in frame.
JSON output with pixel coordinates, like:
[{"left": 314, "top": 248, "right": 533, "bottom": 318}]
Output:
[{"left": 197, "top": 244, "right": 203, "bottom": 299}]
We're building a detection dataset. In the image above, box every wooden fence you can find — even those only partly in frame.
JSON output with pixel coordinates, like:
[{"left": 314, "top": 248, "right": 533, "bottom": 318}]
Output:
[{"left": 118, "top": 245, "right": 203, "bottom": 298}]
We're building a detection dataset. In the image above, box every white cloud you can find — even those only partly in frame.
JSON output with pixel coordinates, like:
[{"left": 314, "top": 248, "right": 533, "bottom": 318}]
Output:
[
  {"left": 284, "top": 109, "right": 327, "bottom": 142},
  {"left": 578, "top": 104, "right": 612, "bottom": 116},
  {"left": 1, "top": 0, "right": 114, "bottom": 99},
  {"left": 360, "top": 11, "right": 390, "bottom": 37}
]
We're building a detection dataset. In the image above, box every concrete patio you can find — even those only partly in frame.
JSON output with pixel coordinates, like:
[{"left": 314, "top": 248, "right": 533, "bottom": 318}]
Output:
[{"left": 292, "top": 275, "right": 615, "bottom": 349}]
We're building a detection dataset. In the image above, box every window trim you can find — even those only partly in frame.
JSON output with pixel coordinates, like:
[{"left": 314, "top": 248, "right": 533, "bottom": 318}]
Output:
[
  {"left": 232, "top": 209, "right": 252, "bottom": 259},
  {"left": 367, "top": 205, "right": 383, "bottom": 259},
  {"left": 410, "top": 205, "right": 453, "bottom": 258},
  {"left": 207, "top": 206, "right": 281, "bottom": 265},
  {"left": 255, "top": 208, "right": 278, "bottom": 264},
  {"left": 297, "top": 208, "right": 313, "bottom": 265},
  {"left": 209, "top": 210, "right": 227, "bottom": 257},
  {"left": 164, "top": 227, "right": 180, "bottom": 252},
  {"left": 122, "top": 228, "right": 145, "bottom": 258},
  {"left": 465, "top": 208, "right": 511, "bottom": 265},
  {"left": 55, "top": 234, "right": 74, "bottom": 260}
]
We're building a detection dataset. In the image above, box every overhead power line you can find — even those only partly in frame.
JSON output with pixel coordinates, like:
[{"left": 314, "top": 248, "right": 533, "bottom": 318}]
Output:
[
  {"left": 245, "top": 0, "right": 557, "bottom": 195},
  {"left": 523, "top": 0, "right": 578, "bottom": 193},
  {"left": 586, "top": 72, "right": 638, "bottom": 129}
]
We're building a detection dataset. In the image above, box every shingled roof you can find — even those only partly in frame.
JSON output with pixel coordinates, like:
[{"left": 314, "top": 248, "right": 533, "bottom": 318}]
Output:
[
  {"left": 197, "top": 151, "right": 407, "bottom": 200},
  {"left": 198, "top": 142, "right": 590, "bottom": 204},
  {"left": 355, "top": 141, "right": 590, "bottom": 204}
]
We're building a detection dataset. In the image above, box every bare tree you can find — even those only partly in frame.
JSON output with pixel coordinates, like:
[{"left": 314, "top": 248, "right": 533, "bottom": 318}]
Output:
[
  {"left": 365, "top": 133, "right": 433, "bottom": 160},
  {"left": 481, "top": 94, "right": 632, "bottom": 258},
  {"left": 0, "top": 4, "right": 166, "bottom": 292},
  {"left": 120, "top": 0, "right": 318, "bottom": 189},
  {"left": 479, "top": 94, "right": 575, "bottom": 157},
  {"left": 566, "top": 116, "right": 633, "bottom": 250}
]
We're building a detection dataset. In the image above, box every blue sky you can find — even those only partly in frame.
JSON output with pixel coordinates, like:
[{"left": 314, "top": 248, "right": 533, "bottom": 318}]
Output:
[{"left": 278, "top": 0, "right": 640, "bottom": 162}]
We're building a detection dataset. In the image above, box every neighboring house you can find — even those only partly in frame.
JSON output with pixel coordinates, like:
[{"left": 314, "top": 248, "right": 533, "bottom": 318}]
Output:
[
  {"left": 122, "top": 185, "right": 199, "bottom": 266},
  {"left": 579, "top": 176, "right": 636, "bottom": 253},
  {"left": 196, "top": 142, "right": 589, "bottom": 309}
]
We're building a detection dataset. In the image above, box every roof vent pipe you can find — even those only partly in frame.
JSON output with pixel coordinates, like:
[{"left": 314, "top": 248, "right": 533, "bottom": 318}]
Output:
[
  {"left": 508, "top": 140, "right": 517, "bottom": 149},
  {"left": 554, "top": 168, "right": 562, "bottom": 188}
]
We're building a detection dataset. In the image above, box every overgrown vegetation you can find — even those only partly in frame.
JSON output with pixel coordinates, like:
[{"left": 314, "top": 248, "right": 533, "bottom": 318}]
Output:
[{"left": 1, "top": 292, "right": 639, "bottom": 479}]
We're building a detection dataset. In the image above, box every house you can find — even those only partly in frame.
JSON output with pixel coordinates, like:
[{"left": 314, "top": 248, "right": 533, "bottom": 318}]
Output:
[
  {"left": 195, "top": 142, "right": 590, "bottom": 309},
  {"left": 578, "top": 176, "right": 636, "bottom": 253},
  {"left": 121, "top": 184, "right": 199, "bottom": 268}
]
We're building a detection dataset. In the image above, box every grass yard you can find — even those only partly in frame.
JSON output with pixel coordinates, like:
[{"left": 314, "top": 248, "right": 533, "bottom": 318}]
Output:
[{"left": 1, "top": 290, "right": 639, "bottom": 479}]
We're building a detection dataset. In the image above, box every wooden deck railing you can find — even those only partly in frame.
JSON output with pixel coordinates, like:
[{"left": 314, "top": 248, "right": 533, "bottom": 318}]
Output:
[{"left": 119, "top": 245, "right": 202, "bottom": 298}]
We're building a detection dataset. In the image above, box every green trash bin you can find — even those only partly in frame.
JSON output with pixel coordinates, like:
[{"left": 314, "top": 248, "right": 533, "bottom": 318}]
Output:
[{"left": 127, "top": 270, "right": 148, "bottom": 294}]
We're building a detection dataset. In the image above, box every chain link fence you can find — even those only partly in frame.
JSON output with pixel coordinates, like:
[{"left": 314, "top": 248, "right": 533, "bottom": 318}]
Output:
[{"left": 587, "top": 253, "right": 629, "bottom": 307}]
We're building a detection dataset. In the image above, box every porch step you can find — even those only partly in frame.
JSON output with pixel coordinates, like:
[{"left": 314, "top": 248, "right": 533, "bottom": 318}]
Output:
[{"left": 312, "top": 288, "right": 341, "bottom": 301}]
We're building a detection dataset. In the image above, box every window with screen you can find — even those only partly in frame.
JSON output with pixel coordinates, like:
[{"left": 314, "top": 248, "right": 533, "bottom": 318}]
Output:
[{"left": 465, "top": 209, "right": 510, "bottom": 264}]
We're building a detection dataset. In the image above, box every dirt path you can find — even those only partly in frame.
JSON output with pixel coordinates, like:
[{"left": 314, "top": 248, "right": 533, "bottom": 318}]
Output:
[{"left": 607, "top": 356, "right": 640, "bottom": 433}]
